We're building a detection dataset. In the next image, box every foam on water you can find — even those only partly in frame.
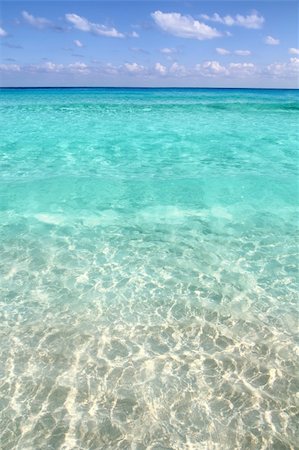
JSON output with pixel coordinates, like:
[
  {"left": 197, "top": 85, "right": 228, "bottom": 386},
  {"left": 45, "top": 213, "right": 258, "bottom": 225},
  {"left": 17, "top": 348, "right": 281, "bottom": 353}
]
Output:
[{"left": 0, "top": 88, "right": 298, "bottom": 449}]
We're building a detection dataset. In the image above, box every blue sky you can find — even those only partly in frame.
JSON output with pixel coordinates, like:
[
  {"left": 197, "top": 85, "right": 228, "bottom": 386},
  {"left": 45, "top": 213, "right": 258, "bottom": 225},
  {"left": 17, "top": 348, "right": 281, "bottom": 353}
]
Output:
[{"left": 0, "top": 1, "right": 298, "bottom": 87}]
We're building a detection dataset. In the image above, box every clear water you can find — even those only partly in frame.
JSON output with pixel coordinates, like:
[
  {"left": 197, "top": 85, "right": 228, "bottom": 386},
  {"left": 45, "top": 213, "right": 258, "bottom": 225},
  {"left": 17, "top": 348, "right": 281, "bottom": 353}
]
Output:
[{"left": 0, "top": 88, "right": 298, "bottom": 449}]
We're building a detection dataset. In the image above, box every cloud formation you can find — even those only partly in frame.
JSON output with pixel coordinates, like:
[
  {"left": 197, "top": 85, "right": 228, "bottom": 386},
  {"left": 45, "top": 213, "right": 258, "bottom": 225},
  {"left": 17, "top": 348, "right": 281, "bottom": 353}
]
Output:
[
  {"left": 65, "top": 13, "right": 124, "bottom": 38},
  {"left": 22, "top": 11, "right": 52, "bottom": 29},
  {"left": 0, "top": 26, "right": 7, "bottom": 37},
  {"left": 196, "top": 60, "right": 228, "bottom": 76},
  {"left": 195, "top": 61, "right": 256, "bottom": 78},
  {"left": 22, "top": 61, "right": 90, "bottom": 74},
  {"left": 123, "top": 62, "right": 144, "bottom": 73},
  {"left": 235, "top": 50, "right": 251, "bottom": 56},
  {"left": 169, "top": 62, "right": 187, "bottom": 76},
  {"left": 216, "top": 48, "right": 251, "bottom": 56},
  {"left": 289, "top": 48, "right": 299, "bottom": 55},
  {"left": 1, "top": 58, "right": 297, "bottom": 83},
  {"left": 68, "top": 62, "right": 89, "bottom": 73},
  {"left": 151, "top": 11, "right": 221, "bottom": 40},
  {"left": 160, "top": 47, "right": 177, "bottom": 54},
  {"left": 74, "top": 39, "right": 83, "bottom": 48},
  {"left": 0, "top": 63, "right": 20, "bottom": 71},
  {"left": 216, "top": 48, "right": 230, "bottom": 55},
  {"left": 266, "top": 57, "right": 299, "bottom": 77},
  {"left": 229, "top": 62, "right": 256, "bottom": 76},
  {"left": 155, "top": 62, "right": 167, "bottom": 75},
  {"left": 129, "top": 31, "right": 139, "bottom": 38},
  {"left": 265, "top": 35, "right": 280, "bottom": 45},
  {"left": 201, "top": 12, "right": 264, "bottom": 29}
]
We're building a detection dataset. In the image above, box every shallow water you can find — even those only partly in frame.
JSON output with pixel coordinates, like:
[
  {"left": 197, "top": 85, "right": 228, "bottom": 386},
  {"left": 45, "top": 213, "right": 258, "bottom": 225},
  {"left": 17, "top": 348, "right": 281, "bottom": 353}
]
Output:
[{"left": 0, "top": 88, "right": 298, "bottom": 449}]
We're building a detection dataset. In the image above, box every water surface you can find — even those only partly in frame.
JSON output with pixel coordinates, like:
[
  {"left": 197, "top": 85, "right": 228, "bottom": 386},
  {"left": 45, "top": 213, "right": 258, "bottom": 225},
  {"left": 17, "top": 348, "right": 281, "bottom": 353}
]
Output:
[{"left": 0, "top": 88, "right": 298, "bottom": 449}]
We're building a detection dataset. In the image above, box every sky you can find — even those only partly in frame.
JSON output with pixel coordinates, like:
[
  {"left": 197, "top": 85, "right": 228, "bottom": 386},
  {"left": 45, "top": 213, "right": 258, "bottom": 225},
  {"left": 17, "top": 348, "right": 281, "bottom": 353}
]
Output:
[{"left": 0, "top": 0, "right": 298, "bottom": 87}]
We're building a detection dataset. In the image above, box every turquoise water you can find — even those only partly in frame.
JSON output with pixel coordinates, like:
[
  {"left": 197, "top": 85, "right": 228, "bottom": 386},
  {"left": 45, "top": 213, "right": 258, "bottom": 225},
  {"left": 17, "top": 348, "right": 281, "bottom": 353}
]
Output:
[{"left": 0, "top": 88, "right": 298, "bottom": 449}]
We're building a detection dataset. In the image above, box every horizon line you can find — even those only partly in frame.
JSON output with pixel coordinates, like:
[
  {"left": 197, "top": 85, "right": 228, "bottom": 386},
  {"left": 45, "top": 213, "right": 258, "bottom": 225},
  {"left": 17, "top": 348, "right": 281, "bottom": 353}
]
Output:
[{"left": 1, "top": 86, "right": 298, "bottom": 90}]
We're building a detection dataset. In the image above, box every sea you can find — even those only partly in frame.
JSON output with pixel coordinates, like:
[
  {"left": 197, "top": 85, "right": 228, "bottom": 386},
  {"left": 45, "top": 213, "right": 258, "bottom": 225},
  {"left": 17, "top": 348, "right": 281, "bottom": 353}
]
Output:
[{"left": 0, "top": 88, "right": 298, "bottom": 449}]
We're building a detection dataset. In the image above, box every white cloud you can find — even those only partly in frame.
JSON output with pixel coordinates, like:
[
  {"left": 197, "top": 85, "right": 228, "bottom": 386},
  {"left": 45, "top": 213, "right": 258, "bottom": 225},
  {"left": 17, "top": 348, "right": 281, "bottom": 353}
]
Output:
[
  {"left": 265, "top": 35, "right": 280, "bottom": 45},
  {"left": 68, "top": 62, "right": 89, "bottom": 73},
  {"left": 151, "top": 11, "right": 221, "bottom": 40},
  {"left": 0, "top": 63, "right": 21, "bottom": 72},
  {"left": 216, "top": 47, "right": 230, "bottom": 55},
  {"left": 195, "top": 60, "right": 257, "bottom": 78},
  {"left": 74, "top": 39, "right": 83, "bottom": 48},
  {"left": 235, "top": 50, "right": 251, "bottom": 56},
  {"left": 0, "top": 26, "right": 7, "bottom": 37},
  {"left": 29, "top": 62, "right": 64, "bottom": 73},
  {"left": 217, "top": 48, "right": 251, "bottom": 56},
  {"left": 289, "top": 48, "right": 299, "bottom": 55},
  {"left": 65, "top": 13, "right": 124, "bottom": 38},
  {"left": 26, "top": 61, "right": 89, "bottom": 74},
  {"left": 201, "top": 12, "right": 264, "bottom": 29},
  {"left": 123, "top": 62, "right": 144, "bottom": 73},
  {"left": 130, "top": 31, "right": 139, "bottom": 38},
  {"left": 42, "top": 62, "right": 64, "bottom": 72},
  {"left": 121, "top": 59, "right": 258, "bottom": 79},
  {"left": 266, "top": 58, "right": 299, "bottom": 77},
  {"left": 229, "top": 62, "right": 256, "bottom": 76},
  {"left": 169, "top": 62, "right": 187, "bottom": 76},
  {"left": 4, "top": 58, "right": 297, "bottom": 83},
  {"left": 161, "top": 47, "right": 177, "bottom": 54},
  {"left": 290, "top": 57, "right": 299, "bottom": 66},
  {"left": 22, "top": 10, "right": 52, "bottom": 29},
  {"left": 196, "top": 60, "right": 228, "bottom": 76},
  {"left": 155, "top": 62, "right": 167, "bottom": 75}
]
